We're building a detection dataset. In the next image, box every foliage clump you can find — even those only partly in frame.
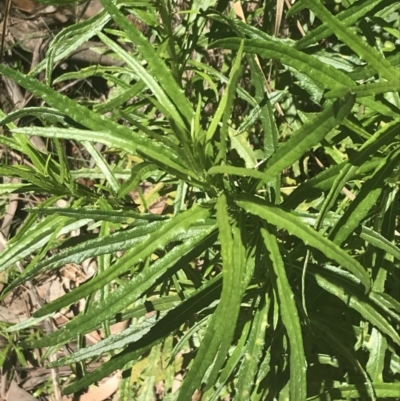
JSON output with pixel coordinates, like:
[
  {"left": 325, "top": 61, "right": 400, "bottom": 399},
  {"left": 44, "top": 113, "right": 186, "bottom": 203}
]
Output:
[{"left": 0, "top": 0, "right": 399, "bottom": 400}]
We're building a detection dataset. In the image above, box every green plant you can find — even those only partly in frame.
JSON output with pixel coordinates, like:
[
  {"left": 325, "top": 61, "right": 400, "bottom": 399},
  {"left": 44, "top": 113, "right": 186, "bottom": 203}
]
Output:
[{"left": 0, "top": 0, "right": 399, "bottom": 400}]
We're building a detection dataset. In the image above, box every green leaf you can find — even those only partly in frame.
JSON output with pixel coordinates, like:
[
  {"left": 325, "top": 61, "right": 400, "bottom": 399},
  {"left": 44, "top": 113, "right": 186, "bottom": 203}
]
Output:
[
  {"left": 204, "top": 317, "right": 251, "bottom": 401},
  {"left": 33, "top": 205, "right": 211, "bottom": 318},
  {"left": 330, "top": 149, "right": 400, "bottom": 245},
  {"left": 234, "top": 293, "right": 270, "bottom": 400},
  {"left": 0, "top": 216, "right": 91, "bottom": 273},
  {"left": 211, "top": 38, "right": 355, "bottom": 89},
  {"left": 205, "top": 41, "right": 244, "bottom": 145},
  {"left": 261, "top": 228, "right": 306, "bottom": 401},
  {"left": 212, "top": 37, "right": 397, "bottom": 119},
  {"left": 34, "top": 10, "right": 111, "bottom": 74},
  {"left": 307, "top": 382, "right": 400, "bottom": 400},
  {"left": 10, "top": 126, "right": 202, "bottom": 185},
  {"left": 187, "top": 59, "right": 257, "bottom": 106},
  {"left": 0, "top": 65, "right": 197, "bottom": 183},
  {"left": 207, "top": 165, "right": 265, "bottom": 180},
  {"left": 314, "top": 163, "right": 355, "bottom": 232},
  {"left": 49, "top": 312, "right": 165, "bottom": 367},
  {"left": 216, "top": 41, "right": 245, "bottom": 163},
  {"left": 229, "top": 128, "right": 257, "bottom": 168},
  {"left": 176, "top": 194, "right": 244, "bottom": 400},
  {"left": 97, "top": 33, "right": 186, "bottom": 131},
  {"left": 261, "top": 94, "right": 355, "bottom": 182},
  {"left": 82, "top": 141, "right": 120, "bottom": 193},
  {"left": 0, "top": 184, "right": 38, "bottom": 194},
  {"left": 62, "top": 277, "right": 222, "bottom": 395},
  {"left": 236, "top": 195, "right": 371, "bottom": 292},
  {"left": 349, "top": 53, "right": 400, "bottom": 81},
  {"left": 301, "top": 0, "right": 399, "bottom": 82},
  {"left": 325, "top": 81, "right": 400, "bottom": 99},
  {"left": 0, "top": 107, "right": 67, "bottom": 126},
  {"left": 247, "top": 52, "right": 280, "bottom": 199},
  {"left": 23, "top": 226, "right": 216, "bottom": 349},
  {"left": 27, "top": 207, "right": 166, "bottom": 222},
  {"left": 370, "top": 292, "right": 400, "bottom": 320},
  {"left": 117, "top": 162, "right": 158, "bottom": 199},
  {"left": 293, "top": 0, "right": 386, "bottom": 50},
  {"left": 360, "top": 227, "right": 400, "bottom": 262},
  {"left": 314, "top": 266, "right": 400, "bottom": 345},
  {"left": 5, "top": 221, "right": 165, "bottom": 294},
  {"left": 366, "top": 328, "right": 387, "bottom": 382},
  {"left": 352, "top": 119, "right": 400, "bottom": 164},
  {"left": 205, "top": 217, "right": 249, "bottom": 388},
  {"left": 99, "top": 0, "right": 193, "bottom": 124}
]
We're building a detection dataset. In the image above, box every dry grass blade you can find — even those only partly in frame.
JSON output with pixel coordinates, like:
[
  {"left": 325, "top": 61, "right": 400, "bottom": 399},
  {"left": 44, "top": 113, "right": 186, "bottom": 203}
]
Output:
[
  {"left": 0, "top": 0, "right": 12, "bottom": 64},
  {"left": 284, "top": 0, "right": 306, "bottom": 36},
  {"left": 274, "top": 0, "right": 284, "bottom": 37}
]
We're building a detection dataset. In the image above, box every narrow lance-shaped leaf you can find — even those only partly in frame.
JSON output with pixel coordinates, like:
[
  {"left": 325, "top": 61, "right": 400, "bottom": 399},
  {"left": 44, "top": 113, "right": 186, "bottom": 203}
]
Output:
[
  {"left": 205, "top": 41, "right": 244, "bottom": 145},
  {"left": 262, "top": 227, "right": 306, "bottom": 400},
  {"left": 211, "top": 38, "right": 355, "bottom": 89},
  {"left": 212, "top": 37, "right": 397, "bottom": 119},
  {"left": 82, "top": 141, "right": 120, "bottom": 193},
  {"left": 5, "top": 221, "right": 166, "bottom": 294},
  {"left": 283, "top": 161, "right": 352, "bottom": 210},
  {"left": 22, "top": 227, "right": 216, "bottom": 349},
  {"left": 229, "top": 128, "right": 258, "bottom": 168},
  {"left": 314, "top": 163, "right": 355, "bottom": 232},
  {"left": 351, "top": 119, "right": 400, "bottom": 165},
  {"left": 203, "top": 319, "right": 251, "bottom": 401},
  {"left": 292, "top": 0, "right": 386, "bottom": 50},
  {"left": 0, "top": 165, "right": 64, "bottom": 194},
  {"left": 207, "top": 165, "right": 265, "bottom": 180},
  {"left": 260, "top": 94, "right": 355, "bottom": 184},
  {"left": 360, "top": 227, "right": 400, "bottom": 263},
  {"left": 205, "top": 222, "right": 248, "bottom": 389},
  {"left": 235, "top": 292, "right": 270, "bottom": 401},
  {"left": 26, "top": 207, "right": 167, "bottom": 222},
  {"left": 0, "top": 216, "right": 91, "bottom": 273},
  {"left": 307, "top": 383, "right": 400, "bottom": 400},
  {"left": 11, "top": 126, "right": 202, "bottom": 186},
  {"left": 176, "top": 194, "right": 244, "bottom": 401},
  {"left": 314, "top": 268, "right": 400, "bottom": 345},
  {"left": 311, "top": 319, "right": 376, "bottom": 400},
  {"left": 30, "top": 9, "right": 111, "bottom": 76},
  {"left": 348, "top": 52, "right": 400, "bottom": 81},
  {"left": 0, "top": 65, "right": 192, "bottom": 179},
  {"left": 216, "top": 41, "right": 245, "bottom": 163},
  {"left": 62, "top": 276, "right": 223, "bottom": 395},
  {"left": 315, "top": 120, "right": 400, "bottom": 230},
  {"left": 325, "top": 81, "right": 400, "bottom": 99},
  {"left": 247, "top": 54, "right": 280, "bottom": 201},
  {"left": 187, "top": 59, "right": 257, "bottom": 106},
  {"left": 117, "top": 162, "right": 158, "bottom": 199},
  {"left": 0, "top": 107, "right": 67, "bottom": 126},
  {"left": 33, "top": 205, "right": 210, "bottom": 318},
  {"left": 301, "top": 0, "right": 399, "bottom": 82},
  {"left": 330, "top": 149, "right": 400, "bottom": 246},
  {"left": 236, "top": 195, "right": 371, "bottom": 292},
  {"left": 283, "top": 119, "right": 399, "bottom": 209},
  {"left": 366, "top": 327, "right": 387, "bottom": 382},
  {"left": 99, "top": 0, "right": 193, "bottom": 124},
  {"left": 97, "top": 33, "right": 186, "bottom": 133}
]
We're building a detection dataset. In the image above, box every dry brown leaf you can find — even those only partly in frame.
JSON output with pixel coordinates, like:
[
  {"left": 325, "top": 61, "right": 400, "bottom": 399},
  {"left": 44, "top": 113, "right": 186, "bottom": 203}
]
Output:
[
  {"left": 77, "top": 374, "right": 121, "bottom": 401},
  {"left": 6, "top": 381, "right": 36, "bottom": 401},
  {"left": 0, "top": 306, "right": 23, "bottom": 324}
]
